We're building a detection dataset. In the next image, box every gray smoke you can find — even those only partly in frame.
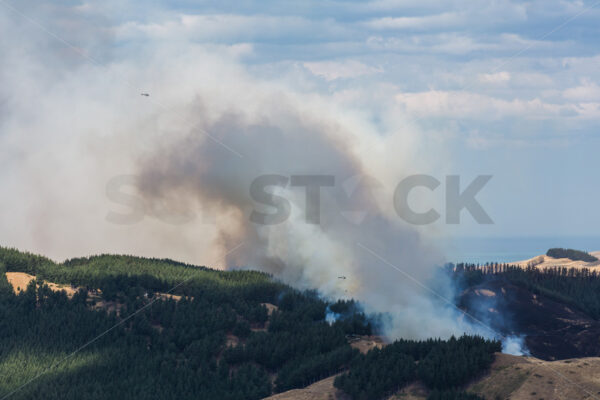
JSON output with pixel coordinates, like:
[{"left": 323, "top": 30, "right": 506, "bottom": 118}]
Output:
[
  {"left": 129, "top": 91, "right": 486, "bottom": 339},
  {"left": 0, "top": 9, "right": 481, "bottom": 340}
]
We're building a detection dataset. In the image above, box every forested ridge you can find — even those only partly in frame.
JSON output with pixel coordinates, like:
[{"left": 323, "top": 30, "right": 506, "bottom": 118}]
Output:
[
  {"left": 334, "top": 335, "right": 497, "bottom": 400},
  {"left": 0, "top": 247, "right": 371, "bottom": 399},
  {"left": 546, "top": 248, "right": 598, "bottom": 262},
  {"left": 0, "top": 247, "right": 495, "bottom": 400},
  {"left": 454, "top": 262, "right": 600, "bottom": 319}
]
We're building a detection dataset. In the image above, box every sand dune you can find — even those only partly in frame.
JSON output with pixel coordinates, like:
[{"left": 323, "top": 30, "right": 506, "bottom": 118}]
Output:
[{"left": 514, "top": 251, "right": 600, "bottom": 270}]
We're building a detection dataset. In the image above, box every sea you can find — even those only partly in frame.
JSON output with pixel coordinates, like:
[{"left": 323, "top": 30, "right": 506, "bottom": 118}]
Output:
[{"left": 439, "top": 236, "right": 600, "bottom": 265}]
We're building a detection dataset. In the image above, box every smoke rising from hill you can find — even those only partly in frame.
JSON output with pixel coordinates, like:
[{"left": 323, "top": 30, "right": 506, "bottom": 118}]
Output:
[
  {"left": 0, "top": 13, "right": 482, "bottom": 340},
  {"left": 130, "top": 98, "right": 480, "bottom": 339}
]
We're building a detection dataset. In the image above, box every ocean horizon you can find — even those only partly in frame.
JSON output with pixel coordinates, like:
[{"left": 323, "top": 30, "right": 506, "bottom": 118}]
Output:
[{"left": 440, "top": 236, "right": 600, "bottom": 265}]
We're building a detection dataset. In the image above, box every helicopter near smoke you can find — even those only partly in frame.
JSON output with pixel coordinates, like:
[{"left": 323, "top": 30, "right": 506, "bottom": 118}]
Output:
[{"left": 0, "top": 10, "right": 482, "bottom": 340}]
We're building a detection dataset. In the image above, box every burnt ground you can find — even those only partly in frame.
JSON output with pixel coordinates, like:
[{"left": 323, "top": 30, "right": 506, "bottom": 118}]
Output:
[{"left": 460, "top": 278, "right": 600, "bottom": 360}]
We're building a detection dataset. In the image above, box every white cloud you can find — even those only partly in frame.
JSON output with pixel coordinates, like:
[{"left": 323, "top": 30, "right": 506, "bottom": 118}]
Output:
[
  {"left": 115, "top": 13, "right": 349, "bottom": 43},
  {"left": 303, "top": 60, "right": 383, "bottom": 81},
  {"left": 511, "top": 72, "right": 554, "bottom": 88},
  {"left": 366, "top": 33, "right": 484, "bottom": 55},
  {"left": 563, "top": 79, "right": 600, "bottom": 102},
  {"left": 395, "top": 90, "right": 576, "bottom": 119},
  {"left": 364, "top": 31, "right": 563, "bottom": 56},
  {"left": 363, "top": 12, "right": 464, "bottom": 30},
  {"left": 572, "top": 102, "right": 600, "bottom": 119},
  {"left": 478, "top": 71, "right": 511, "bottom": 84}
]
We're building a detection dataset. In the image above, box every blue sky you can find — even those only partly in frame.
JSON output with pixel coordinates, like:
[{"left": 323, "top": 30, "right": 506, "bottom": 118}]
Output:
[
  {"left": 160, "top": 1, "right": 595, "bottom": 237},
  {"left": 1, "top": 0, "right": 600, "bottom": 264},
  {"left": 115, "top": 0, "right": 599, "bottom": 236}
]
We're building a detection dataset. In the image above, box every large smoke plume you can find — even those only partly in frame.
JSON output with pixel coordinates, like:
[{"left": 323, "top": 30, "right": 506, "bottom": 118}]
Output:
[
  {"left": 132, "top": 98, "right": 478, "bottom": 338},
  {"left": 0, "top": 7, "right": 481, "bottom": 340}
]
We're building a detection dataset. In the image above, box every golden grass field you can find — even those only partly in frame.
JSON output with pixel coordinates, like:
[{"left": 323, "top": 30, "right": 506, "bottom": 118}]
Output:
[{"left": 5, "top": 272, "right": 77, "bottom": 297}]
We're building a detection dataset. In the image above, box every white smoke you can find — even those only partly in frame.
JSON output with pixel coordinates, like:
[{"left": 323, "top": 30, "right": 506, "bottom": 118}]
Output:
[
  {"left": 325, "top": 306, "right": 341, "bottom": 325},
  {"left": 0, "top": 3, "right": 483, "bottom": 340},
  {"left": 502, "top": 335, "right": 529, "bottom": 356}
]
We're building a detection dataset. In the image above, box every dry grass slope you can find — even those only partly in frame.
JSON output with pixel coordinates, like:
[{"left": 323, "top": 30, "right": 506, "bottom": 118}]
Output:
[
  {"left": 4, "top": 272, "right": 185, "bottom": 317},
  {"left": 5, "top": 272, "right": 77, "bottom": 297},
  {"left": 470, "top": 353, "right": 600, "bottom": 400},
  {"left": 263, "top": 376, "right": 347, "bottom": 400},
  {"left": 266, "top": 353, "right": 600, "bottom": 400},
  {"left": 348, "top": 335, "right": 385, "bottom": 354}
]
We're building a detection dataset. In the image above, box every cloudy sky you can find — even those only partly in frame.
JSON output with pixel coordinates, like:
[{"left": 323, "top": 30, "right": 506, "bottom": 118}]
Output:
[{"left": 1, "top": 0, "right": 600, "bottom": 264}]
